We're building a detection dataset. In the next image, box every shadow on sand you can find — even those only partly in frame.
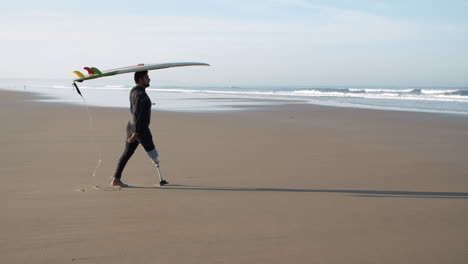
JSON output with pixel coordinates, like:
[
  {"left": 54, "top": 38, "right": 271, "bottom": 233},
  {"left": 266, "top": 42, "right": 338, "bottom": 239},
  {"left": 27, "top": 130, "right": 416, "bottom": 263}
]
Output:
[{"left": 125, "top": 185, "right": 468, "bottom": 199}]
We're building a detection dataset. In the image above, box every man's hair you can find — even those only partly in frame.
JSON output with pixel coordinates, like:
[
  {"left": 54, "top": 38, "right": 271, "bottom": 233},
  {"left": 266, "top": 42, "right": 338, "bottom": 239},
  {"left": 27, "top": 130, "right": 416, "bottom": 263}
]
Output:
[{"left": 134, "top": 71, "right": 148, "bottom": 83}]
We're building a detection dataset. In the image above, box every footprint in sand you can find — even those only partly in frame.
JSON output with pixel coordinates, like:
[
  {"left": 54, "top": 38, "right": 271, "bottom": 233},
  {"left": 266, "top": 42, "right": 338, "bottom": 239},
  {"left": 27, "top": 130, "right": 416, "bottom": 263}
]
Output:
[{"left": 75, "top": 185, "right": 121, "bottom": 192}]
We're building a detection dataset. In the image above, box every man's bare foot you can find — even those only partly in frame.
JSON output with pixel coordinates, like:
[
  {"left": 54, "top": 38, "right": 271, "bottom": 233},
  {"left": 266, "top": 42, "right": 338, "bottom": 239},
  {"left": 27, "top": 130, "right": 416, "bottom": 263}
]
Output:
[{"left": 112, "top": 178, "right": 129, "bottom": 187}]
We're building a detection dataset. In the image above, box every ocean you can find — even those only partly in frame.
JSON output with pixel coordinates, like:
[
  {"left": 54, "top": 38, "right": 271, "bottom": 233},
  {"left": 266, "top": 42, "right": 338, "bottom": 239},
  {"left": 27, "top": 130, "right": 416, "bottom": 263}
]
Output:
[{"left": 1, "top": 78, "right": 468, "bottom": 115}]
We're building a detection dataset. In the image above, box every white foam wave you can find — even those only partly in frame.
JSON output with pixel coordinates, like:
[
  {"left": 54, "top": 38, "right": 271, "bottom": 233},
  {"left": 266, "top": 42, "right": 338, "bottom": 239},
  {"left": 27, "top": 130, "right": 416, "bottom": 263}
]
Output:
[
  {"left": 146, "top": 88, "right": 468, "bottom": 103},
  {"left": 349, "top": 88, "right": 414, "bottom": 93},
  {"left": 421, "top": 89, "right": 458, "bottom": 94}
]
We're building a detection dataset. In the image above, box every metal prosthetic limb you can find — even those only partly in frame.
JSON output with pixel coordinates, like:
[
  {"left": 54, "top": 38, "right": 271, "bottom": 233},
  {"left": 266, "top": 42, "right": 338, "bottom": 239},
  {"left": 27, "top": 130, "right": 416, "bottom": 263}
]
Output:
[
  {"left": 147, "top": 149, "right": 168, "bottom": 185},
  {"left": 156, "top": 165, "right": 164, "bottom": 182}
]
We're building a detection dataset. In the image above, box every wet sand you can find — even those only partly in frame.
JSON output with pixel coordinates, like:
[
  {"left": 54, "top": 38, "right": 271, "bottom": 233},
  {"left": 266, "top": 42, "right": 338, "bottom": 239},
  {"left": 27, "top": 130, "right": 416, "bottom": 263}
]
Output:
[{"left": 1, "top": 90, "right": 468, "bottom": 263}]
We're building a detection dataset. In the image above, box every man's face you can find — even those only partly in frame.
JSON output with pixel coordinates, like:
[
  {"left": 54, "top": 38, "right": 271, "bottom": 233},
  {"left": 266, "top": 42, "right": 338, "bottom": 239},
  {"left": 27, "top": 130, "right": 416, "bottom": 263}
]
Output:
[
  {"left": 142, "top": 74, "right": 151, "bottom": 87},
  {"left": 139, "top": 74, "right": 151, "bottom": 88}
]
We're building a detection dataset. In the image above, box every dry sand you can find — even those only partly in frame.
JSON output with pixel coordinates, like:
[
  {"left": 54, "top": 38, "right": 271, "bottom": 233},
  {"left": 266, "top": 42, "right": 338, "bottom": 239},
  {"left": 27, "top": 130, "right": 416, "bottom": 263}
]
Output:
[{"left": 1, "top": 90, "right": 468, "bottom": 263}]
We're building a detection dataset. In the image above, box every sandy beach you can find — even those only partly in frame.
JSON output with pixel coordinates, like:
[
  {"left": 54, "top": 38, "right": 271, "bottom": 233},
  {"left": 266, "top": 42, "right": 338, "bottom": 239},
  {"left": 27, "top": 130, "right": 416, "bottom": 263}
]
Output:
[{"left": 1, "top": 90, "right": 468, "bottom": 264}]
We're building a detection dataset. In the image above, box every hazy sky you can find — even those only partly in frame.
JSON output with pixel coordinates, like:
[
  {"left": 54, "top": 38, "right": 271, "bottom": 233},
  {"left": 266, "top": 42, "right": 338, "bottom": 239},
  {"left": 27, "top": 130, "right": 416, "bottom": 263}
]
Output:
[{"left": 1, "top": 0, "right": 467, "bottom": 86}]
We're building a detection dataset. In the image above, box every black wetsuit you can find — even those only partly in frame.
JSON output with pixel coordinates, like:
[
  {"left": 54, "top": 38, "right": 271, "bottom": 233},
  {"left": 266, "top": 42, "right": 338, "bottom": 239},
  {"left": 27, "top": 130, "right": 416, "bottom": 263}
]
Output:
[{"left": 114, "top": 85, "right": 155, "bottom": 179}]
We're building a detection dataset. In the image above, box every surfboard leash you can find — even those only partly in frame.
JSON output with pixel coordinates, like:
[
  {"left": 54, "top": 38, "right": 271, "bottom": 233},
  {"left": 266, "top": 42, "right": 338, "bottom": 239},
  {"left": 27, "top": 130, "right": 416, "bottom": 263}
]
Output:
[
  {"left": 73, "top": 82, "right": 82, "bottom": 96},
  {"left": 73, "top": 81, "right": 103, "bottom": 178}
]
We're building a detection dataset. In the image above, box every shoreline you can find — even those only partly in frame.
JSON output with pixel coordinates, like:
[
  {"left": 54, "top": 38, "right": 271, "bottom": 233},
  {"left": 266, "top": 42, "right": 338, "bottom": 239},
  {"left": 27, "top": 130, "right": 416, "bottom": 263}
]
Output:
[
  {"left": 4, "top": 88, "right": 468, "bottom": 120},
  {"left": 2, "top": 82, "right": 468, "bottom": 116}
]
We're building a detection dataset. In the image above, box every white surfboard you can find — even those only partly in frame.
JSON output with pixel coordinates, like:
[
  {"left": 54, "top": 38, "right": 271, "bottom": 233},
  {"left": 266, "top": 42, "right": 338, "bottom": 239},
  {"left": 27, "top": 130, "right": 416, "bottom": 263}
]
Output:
[{"left": 73, "top": 62, "right": 210, "bottom": 82}]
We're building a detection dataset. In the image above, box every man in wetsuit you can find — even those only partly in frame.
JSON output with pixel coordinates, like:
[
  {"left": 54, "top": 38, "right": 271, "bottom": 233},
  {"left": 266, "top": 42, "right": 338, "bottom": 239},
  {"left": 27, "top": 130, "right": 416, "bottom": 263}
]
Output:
[{"left": 112, "top": 71, "right": 168, "bottom": 187}]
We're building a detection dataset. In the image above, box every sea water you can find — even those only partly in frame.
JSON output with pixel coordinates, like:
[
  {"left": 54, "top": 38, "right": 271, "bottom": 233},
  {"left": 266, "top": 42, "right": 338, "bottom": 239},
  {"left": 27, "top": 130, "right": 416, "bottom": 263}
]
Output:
[{"left": 1, "top": 78, "right": 468, "bottom": 115}]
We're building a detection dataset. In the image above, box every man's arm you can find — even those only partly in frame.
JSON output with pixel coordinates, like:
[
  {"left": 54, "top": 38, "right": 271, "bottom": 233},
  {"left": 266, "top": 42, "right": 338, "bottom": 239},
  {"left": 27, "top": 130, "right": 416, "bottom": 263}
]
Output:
[
  {"left": 128, "top": 95, "right": 148, "bottom": 142},
  {"left": 133, "top": 96, "right": 149, "bottom": 132}
]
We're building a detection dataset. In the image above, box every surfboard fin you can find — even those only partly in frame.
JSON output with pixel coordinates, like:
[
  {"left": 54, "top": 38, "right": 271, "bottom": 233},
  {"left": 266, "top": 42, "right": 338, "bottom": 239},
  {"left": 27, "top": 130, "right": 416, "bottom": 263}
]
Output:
[
  {"left": 73, "top": 71, "right": 85, "bottom": 79},
  {"left": 90, "top": 67, "right": 102, "bottom": 75},
  {"left": 84, "top": 67, "right": 95, "bottom": 75}
]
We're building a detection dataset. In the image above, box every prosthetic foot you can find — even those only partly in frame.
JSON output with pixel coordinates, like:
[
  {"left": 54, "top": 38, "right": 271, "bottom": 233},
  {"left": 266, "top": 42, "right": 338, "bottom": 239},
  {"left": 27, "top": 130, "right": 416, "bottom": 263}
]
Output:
[{"left": 159, "top": 180, "right": 169, "bottom": 186}]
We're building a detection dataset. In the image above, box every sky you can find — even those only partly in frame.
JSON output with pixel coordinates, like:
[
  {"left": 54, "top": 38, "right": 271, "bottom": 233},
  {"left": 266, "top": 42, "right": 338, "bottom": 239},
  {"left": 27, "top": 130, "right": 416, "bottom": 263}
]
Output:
[{"left": 1, "top": 0, "right": 467, "bottom": 86}]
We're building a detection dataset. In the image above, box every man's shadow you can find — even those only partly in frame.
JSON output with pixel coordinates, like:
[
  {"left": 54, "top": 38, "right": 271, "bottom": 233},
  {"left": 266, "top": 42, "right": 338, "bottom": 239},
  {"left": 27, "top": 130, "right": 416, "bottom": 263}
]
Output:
[{"left": 126, "top": 184, "right": 468, "bottom": 199}]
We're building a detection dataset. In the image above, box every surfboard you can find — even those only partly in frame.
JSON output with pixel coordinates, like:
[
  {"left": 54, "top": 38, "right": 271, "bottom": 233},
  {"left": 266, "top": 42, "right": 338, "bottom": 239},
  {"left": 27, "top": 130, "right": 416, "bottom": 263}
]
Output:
[{"left": 73, "top": 62, "right": 210, "bottom": 82}]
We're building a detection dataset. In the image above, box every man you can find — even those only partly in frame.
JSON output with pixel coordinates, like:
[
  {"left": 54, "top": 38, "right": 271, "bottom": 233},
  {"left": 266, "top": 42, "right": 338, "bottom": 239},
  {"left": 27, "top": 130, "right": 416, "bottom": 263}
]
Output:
[{"left": 112, "top": 71, "right": 168, "bottom": 187}]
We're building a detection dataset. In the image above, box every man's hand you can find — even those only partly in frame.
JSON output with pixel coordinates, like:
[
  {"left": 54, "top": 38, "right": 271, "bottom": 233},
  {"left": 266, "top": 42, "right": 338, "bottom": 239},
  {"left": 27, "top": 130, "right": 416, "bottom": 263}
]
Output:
[{"left": 127, "top": 133, "right": 139, "bottom": 143}]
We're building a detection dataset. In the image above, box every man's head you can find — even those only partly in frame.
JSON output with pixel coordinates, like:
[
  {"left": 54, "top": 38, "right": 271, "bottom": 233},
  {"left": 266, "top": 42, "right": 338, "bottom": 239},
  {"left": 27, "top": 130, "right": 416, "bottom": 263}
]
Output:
[{"left": 134, "top": 71, "right": 150, "bottom": 88}]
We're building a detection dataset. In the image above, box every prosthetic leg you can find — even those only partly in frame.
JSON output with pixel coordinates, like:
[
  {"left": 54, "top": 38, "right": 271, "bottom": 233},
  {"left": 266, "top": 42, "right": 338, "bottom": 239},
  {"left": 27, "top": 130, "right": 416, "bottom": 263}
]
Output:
[{"left": 147, "top": 149, "right": 168, "bottom": 186}]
